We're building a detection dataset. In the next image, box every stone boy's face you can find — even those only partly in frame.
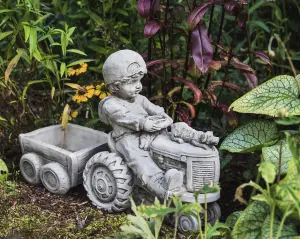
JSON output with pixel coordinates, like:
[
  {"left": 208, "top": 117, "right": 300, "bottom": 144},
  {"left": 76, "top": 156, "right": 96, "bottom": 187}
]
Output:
[{"left": 116, "top": 74, "right": 143, "bottom": 100}]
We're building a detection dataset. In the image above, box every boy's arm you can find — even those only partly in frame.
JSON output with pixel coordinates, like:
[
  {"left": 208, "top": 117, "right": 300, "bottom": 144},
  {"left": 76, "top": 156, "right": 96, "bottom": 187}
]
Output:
[
  {"left": 103, "top": 100, "right": 146, "bottom": 131},
  {"left": 140, "top": 95, "right": 165, "bottom": 115}
]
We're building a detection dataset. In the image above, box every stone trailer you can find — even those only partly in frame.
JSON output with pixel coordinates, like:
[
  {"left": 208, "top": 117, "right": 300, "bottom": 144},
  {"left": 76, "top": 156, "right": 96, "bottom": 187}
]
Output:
[{"left": 19, "top": 124, "right": 108, "bottom": 194}]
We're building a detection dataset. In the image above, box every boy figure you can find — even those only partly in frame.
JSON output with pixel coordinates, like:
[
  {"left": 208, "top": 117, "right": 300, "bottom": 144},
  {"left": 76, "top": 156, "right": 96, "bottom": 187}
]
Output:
[{"left": 98, "top": 50, "right": 184, "bottom": 199}]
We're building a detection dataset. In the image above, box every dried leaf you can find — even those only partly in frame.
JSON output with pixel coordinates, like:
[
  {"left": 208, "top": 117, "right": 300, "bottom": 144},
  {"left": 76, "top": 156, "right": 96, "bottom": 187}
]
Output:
[
  {"left": 191, "top": 22, "right": 213, "bottom": 73},
  {"left": 5, "top": 52, "right": 22, "bottom": 83},
  {"left": 144, "top": 20, "right": 161, "bottom": 38},
  {"left": 62, "top": 104, "right": 71, "bottom": 131}
]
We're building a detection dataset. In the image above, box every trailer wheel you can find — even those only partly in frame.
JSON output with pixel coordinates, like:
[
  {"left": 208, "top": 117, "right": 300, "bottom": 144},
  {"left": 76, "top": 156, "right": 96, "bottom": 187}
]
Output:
[
  {"left": 40, "top": 162, "right": 71, "bottom": 194},
  {"left": 20, "top": 153, "right": 43, "bottom": 185},
  {"left": 83, "top": 151, "right": 134, "bottom": 213}
]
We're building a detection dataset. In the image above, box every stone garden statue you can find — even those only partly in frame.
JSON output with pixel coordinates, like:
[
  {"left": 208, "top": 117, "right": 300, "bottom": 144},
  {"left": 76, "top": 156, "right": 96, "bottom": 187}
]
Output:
[{"left": 98, "top": 49, "right": 219, "bottom": 199}]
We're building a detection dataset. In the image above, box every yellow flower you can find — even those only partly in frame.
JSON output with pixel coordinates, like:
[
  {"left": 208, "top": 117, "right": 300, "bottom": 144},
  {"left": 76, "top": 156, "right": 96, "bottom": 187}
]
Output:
[
  {"left": 68, "top": 63, "right": 88, "bottom": 77},
  {"left": 85, "top": 85, "right": 95, "bottom": 98},
  {"left": 72, "top": 90, "right": 88, "bottom": 103},
  {"left": 59, "top": 111, "right": 79, "bottom": 121},
  {"left": 71, "top": 111, "right": 78, "bottom": 118},
  {"left": 67, "top": 68, "right": 76, "bottom": 77},
  {"left": 95, "top": 83, "right": 111, "bottom": 99}
]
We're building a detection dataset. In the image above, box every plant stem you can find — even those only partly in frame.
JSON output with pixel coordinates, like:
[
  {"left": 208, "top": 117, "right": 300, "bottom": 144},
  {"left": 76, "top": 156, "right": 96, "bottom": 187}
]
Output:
[
  {"left": 173, "top": 212, "right": 178, "bottom": 239},
  {"left": 277, "top": 140, "right": 283, "bottom": 183},
  {"left": 249, "top": 171, "right": 261, "bottom": 203},
  {"left": 269, "top": 204, "right": 275, "bottom": 239},
  {"left": 275, "top": 208, "right": 292, "bottom": 239},
  {"left": 211, "top": 15, "right": 238, "bottom": 117}
]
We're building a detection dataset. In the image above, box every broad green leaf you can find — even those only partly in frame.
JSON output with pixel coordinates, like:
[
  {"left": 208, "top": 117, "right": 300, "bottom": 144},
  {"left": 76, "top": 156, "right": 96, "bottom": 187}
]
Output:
[
  {"left": 33, "top": 48, "right": 42, "bottom": 61},
  {"left": 67, "top": 59, "right": 95, "bottom": 67},
  {"left": 0, "top": 159, "right": 8, "bottom": 182},
  {"left": 66, "top": 49, "right": 87, "bottom": 56},
  {"left": 261, "top": 215, "right": 298, "bottom": 239},
  {"left": 229, "top": 75, "right": 300, "bottom": 117},
  {"left": 220, "top": 120, "right": 278, "bottom": 153},
  {"left": 259, "top": 161, "right": 276, "bottom": 184},
  {"left": 262, "top": 143, "right": 291, "bottom": 175},
  {"left": 232, "top": 201, "right": 269, "bottom": 239},
  {"left": 225, "top": 211, "right": 242, "bottom": 229},
  {"left": 0, "top": 31, "right": 14, "bottom": 41}
]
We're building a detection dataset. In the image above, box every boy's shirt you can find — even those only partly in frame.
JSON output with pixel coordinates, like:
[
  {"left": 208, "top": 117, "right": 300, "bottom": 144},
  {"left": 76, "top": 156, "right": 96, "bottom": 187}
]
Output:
[{"left": 98, "top": 94, "right": 164, "bottom": 141}]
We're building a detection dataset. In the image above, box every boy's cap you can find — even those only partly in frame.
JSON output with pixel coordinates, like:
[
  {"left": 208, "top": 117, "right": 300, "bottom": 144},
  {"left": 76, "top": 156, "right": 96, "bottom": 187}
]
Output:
[{"left": 102, "top": 50, "right": 147, "bottom": 85}]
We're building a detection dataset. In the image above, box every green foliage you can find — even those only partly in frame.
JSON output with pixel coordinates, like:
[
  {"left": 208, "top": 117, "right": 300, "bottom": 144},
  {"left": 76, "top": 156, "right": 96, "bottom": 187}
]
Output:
[
  {"left": 262, "top": 142, "right": 291, "bottom": 175},
  {"left": 229, "top": 75, "right": 300, "bottom": 117},
  {"left": 119, "top": 196, "right": 228, "bottom": 239},
  {"left": 220, "top": 120, "right": 278, "bottom": 153},
  {"left": 231, "top": 201, "right": 270, "bottom": 239}
]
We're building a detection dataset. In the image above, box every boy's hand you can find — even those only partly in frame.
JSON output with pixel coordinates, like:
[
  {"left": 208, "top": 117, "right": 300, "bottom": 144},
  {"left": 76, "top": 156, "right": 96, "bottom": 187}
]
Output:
[
  {"left": 143, "top": 117, "right": 163, "bottom": 132},
  {"left": 143, "top": 114, "right": 173, "bottom": 132}
]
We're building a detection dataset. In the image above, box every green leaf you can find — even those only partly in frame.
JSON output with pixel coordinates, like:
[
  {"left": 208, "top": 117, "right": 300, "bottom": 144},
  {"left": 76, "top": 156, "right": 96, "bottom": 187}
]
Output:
[
  {"left": 60, "top": 62, "right": 66, "bottom": 77},
  {"left": 262, "top": 143, "right": 291, "bottom": 175},
  {"left": 275, "top": 116, "right": 300, "bottom": 125},
  {"left": 0, "top": 159, "right": 8, "bottom": 182},
  {"left": 29, "top": 27, "right": 37, "bottom": 59},
  {"left": 261, "top": 215, "right": 298, "bottom": 239},
  {"left": 88, "top": 11, "right": 105, "bottom": 26},
  {"left": 225, "top": 211, "right": 242, "bottom": 229},
  {"left": 249, "top": 20, "right": 270, "bottom": 33},
  {"left": 232, "top": 201, "right": 269, "bottom": 239},
  {"left": 259, "top": 161, "right": 276, "bottom": 184},
  {"left": 229, "top": 75, "right": 300, "bottom": 117},
  {"left": 249, "top": 1, "right": 265, "bottom": 15},
  {"left": 0, "top": 31, "right": 14, "bottom": 41},
  {"left": 51, "top": 87, "right": 55, "bottom": 99},
  {"left": 23, "top": 24, "right": 30, "bottom": 43},
  {"left": 220, "top": 120, "right": 278, "bottom": 153},
  {"left": 115, "top": 8, "right": 129, "bottom": 16},
  {"left": 66, "top": 49, "right": 87, "bottom": 56},
  {"left": 0, "top": 116, "right": 7, "bottom": 121},
  {"left": 67, "top": 59, "right": 95, "bottom": 67}
]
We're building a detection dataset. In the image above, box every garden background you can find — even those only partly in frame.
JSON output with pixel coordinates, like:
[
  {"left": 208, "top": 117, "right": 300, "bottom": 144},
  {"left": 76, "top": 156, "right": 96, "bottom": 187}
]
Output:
[{"left": 0, "top": 0, "right": 300, "bottom": 238}]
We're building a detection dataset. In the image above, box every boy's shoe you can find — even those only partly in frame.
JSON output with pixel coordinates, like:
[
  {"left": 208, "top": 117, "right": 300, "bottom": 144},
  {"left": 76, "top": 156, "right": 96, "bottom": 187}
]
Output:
[
  {"left": 146, "top": 173, "right": 168, "bottom": 199},
  {"left": 165, "top": 169, "right": 184, "bottom": 191}
]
